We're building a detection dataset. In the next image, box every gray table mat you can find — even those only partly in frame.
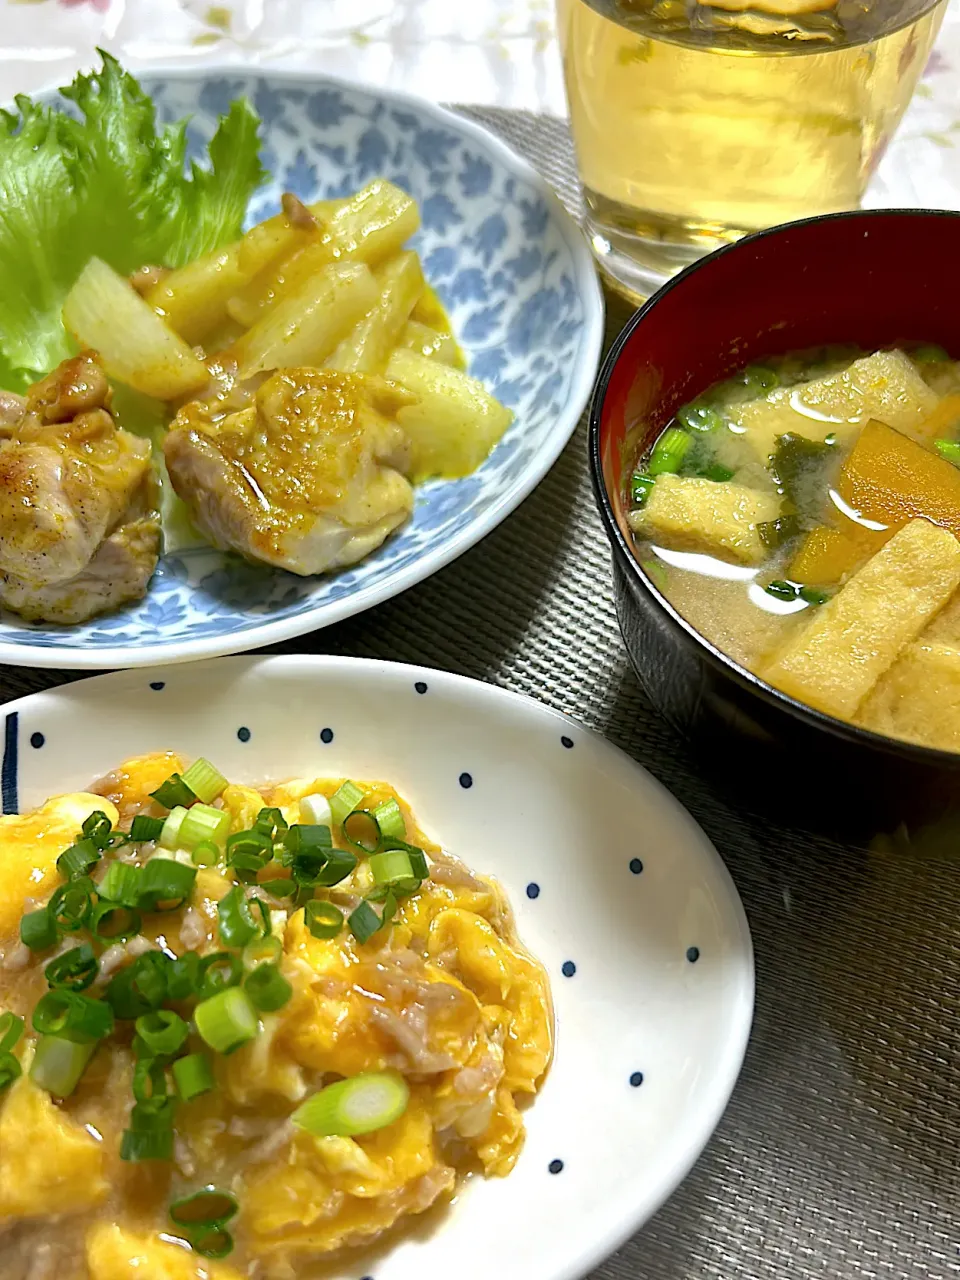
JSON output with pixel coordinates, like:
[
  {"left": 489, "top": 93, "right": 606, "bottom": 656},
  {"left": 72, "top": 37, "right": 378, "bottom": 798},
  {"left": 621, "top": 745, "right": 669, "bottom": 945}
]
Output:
[{"left": 2, "top": 108, "right": 959, "bottom": 1280}]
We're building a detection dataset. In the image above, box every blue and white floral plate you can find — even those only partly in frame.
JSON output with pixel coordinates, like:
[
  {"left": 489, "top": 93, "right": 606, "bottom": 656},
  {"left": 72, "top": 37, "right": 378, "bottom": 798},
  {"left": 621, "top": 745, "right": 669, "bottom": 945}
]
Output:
[
  {"left": 1, "top": 654, "right": 753, "bottom": 1279},
  {"left": 5, "top": 72, "right": 603, "bottom": 669}
]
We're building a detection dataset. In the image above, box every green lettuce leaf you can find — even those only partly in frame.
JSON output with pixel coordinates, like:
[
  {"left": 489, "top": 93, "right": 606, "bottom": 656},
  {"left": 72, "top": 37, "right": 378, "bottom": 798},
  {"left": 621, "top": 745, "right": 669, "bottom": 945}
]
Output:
[{"left": 0, "top": 51, "right": 267, "bottom": 390}]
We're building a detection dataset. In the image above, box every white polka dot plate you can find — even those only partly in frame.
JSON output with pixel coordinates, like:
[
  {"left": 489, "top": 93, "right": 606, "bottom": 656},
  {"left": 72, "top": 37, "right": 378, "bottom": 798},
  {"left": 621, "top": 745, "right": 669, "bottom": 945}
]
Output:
[{"left": 1, "top": 655, "right": 754, "bottom": 1279}]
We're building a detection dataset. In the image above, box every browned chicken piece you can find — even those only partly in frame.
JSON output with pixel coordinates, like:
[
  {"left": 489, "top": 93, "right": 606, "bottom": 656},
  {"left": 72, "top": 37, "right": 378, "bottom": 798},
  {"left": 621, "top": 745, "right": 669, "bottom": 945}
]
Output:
[
  {"left": 164, "top": 368, "right": 414, "bottom": 575},
  {"left": 0, "top": 354, "right": 160, "bottom": 624}
]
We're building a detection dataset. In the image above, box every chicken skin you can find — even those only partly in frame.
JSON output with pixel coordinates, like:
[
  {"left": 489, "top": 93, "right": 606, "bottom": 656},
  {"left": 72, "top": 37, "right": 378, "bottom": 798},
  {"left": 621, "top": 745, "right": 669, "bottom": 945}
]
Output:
[
  {"left": 0, "top": 354, "right": 159, "bottom": 623},
  {"left": 164, "top": 368, "right": 414, "bottom": 575}
]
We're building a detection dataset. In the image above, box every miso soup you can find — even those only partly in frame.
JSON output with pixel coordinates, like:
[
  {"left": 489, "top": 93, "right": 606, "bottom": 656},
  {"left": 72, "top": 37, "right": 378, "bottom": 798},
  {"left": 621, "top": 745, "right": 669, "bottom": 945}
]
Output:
[{"left": 627, "top": 345, "right": 960, "bottom": 752}]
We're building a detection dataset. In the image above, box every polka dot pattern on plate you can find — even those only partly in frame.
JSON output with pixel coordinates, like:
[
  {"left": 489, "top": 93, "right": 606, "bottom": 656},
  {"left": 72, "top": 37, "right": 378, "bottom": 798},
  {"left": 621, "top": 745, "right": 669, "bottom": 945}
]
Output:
[
  {"left": 526, "top": 882, "right": 540, "bottom": 899},
  {"left": 459, "top": 772, "right": 473, "bottom": 789},
  {"left": 320, "top": 728, "right": 334, "bottom": 744},
  {"left": 237, "top": 727, "right": 251, "bottom": 743},
  {"left": 630, "top": 1072, "right": 644, "bottom": 1087},
  {"left": 149, "top": 681, "right": 165, "bottom": 691},
  {"left": 561, "top": 960, "right": 576, "bottom": 978},
  {"left": 687, "top": 946, "right": 700, "bottom": 963},
  {"left": 561, "top": 734, "right": 574, "bottom": 748},
  {"left": 414, "top": 681, "right": 428, "bottom": 694},
  {"left": 548, "top": 1159, "right": 564, "bottom": 1174},
  {"left": 629, "top": 857, "right": 643, "bottom": 874},
  {"left": 29, "top": 733, "right": 43, "bottom": 749}
]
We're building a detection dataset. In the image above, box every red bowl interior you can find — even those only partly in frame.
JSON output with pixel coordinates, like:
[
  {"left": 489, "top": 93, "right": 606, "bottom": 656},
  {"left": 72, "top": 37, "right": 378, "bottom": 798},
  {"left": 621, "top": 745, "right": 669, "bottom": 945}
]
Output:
[{"left": 598, "top": 209, "right": 960, "bottom": 543}]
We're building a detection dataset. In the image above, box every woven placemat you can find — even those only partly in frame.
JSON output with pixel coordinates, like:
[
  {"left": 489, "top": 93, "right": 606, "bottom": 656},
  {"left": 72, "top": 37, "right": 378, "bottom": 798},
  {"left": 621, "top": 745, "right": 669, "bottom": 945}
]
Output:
[{"left": 2, "top": 108, "right": 959, "bottom": 1280}]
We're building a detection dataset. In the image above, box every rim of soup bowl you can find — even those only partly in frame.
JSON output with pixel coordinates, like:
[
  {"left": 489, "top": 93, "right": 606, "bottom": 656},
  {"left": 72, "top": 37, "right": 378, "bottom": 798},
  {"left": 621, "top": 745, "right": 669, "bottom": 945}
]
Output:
[{"left": 588, "top": 207, "right": 960, "bottom": 772}]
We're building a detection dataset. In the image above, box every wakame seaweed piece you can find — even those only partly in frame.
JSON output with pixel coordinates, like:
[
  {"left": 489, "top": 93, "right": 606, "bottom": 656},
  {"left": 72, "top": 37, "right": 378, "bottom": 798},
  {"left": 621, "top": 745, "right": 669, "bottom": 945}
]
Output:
[
  {"left": 771, "top": 433, "right": 836, "bottom": 528},
  {"left": 758, "top": 514, "right": 802, "bottom": 551}
]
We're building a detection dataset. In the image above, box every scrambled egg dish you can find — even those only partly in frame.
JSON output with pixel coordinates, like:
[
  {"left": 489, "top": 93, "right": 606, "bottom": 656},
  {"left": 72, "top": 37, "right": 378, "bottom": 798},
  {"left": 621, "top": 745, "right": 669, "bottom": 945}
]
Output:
[{"left": 0, "top": 754, "right": 552, "bottom": 1279}]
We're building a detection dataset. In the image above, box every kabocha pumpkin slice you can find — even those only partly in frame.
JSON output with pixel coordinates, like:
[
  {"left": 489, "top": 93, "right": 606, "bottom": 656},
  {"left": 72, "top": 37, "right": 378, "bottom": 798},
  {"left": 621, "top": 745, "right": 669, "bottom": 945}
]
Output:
[
  {"left": 837, "top": 419, "right": 960, "bottom": 539},
  {"left": 761, "top": 518, "right": 960, "bottom": 720},
  {"left": 788, "top": 523, "right": 888, "bottom": 587}
]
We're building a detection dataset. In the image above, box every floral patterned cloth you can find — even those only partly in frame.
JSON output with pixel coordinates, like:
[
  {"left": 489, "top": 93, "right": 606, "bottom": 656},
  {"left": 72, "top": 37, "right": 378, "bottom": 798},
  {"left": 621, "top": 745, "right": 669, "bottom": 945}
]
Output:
[{"left": 0, "top": 0, "right": 957, "bottom": 204}]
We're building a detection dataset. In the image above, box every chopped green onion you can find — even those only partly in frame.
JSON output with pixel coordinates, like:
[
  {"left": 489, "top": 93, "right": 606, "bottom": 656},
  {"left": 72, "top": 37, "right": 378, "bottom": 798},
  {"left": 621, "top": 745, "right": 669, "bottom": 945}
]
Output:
[
  {"left": 192, "top": 840, "right": 221, "bottom": 867},
  {"left": 81, "top": 810, "right": 114, "bottom": 850},
  {"left": 677, "top": 403, "right": 723, "bottom": 433},
  {"left": 259, "top": 877, "right": 297, "bottom": 898},
  {"left": 764, "top": 579, "right": 800, "bottom": 601},
  {"left": 217, "top": 886, "right": 258, "bottom": 950},
  {"left": 244, "top": 962, "right": 293, "bottom": 1012},
  {"left": 935, "top": 439, "right": 960, "bottom": 466},
  {"left": 20, "top": 907, "right": 58, "bottom": 951},
  {"left": 198, "top": 952, "right": 243, "bottom": 1000},
  {"left": 173, "top": 1052, "right": 215, "bottom": 1102},
  {"left": 179, "top": 804, "right": 231, "bottom": 852},
  {"left": 758, "top": 515, "right": 802, "bottom": 551},
  {"left": 701, "top": 463, "right": 735, "bottom": 483},
  {"left": 190, "top": 1228, "right": 234, "bottom": 1260},
  {"left": 288, "top": 852, "right": 327, "bottom": 888},
  {"left": 226, "top": 829, "right": 273, "bottom": 873},
  {"left": 292, "top": 1071, "right": 409, "bottom": 1137},
  {"left": 181, "top": 758, "right": 228, "bottom": 805},
  {"left": 50, "top": 880, "right": 94, "bottom": 933},
  {"left": 133, "top": 1057, "right": 169, "bottom": 1103},
  {"left": 329, "top": 780, "right": 364, "bottom": 826},
  {"left": 341, "top": 810, "right": 382, "bottom": 855},
  {"left": 799, "top": 585, "right": 831, "bottom": 606},
  {"left": 29, "top": 1035, "right": 94, "bottom": 1097},
  {"left": 170, "top": 1188, "right": 238, "bottom": 1227},
  {"left": 348, "top": 900, "right": 384, "bottom": 944},
  {"left": 106, "top": 952, "right": 169, "bottom": 1019},
  {"left": 406, "top": 847, "right": 429, "bottom": 880},
  {"left": 159, "top": 805, "right": 189, "bottom": 852},
  {"left": 372, "top": 798, "right": 405, "bottom": 840},
  {"left": 45, "top": 943, "right": 98, "bottom": 992},
  {"left": 33, "top": 990, "right": 113, "bottom": 1043},
  {"left": 249, "top": 897, "right": 271, "bottom": 937},
  {"left": 135, "top": 1010, "right": 189, "bottom": 1058},
  {"left": 150, "top": 773, "right": 198, "bottom": 809},
  {"left": 121, "top": 1100, "right": 176, "bottom": 1162},
  {"left": 0, "top": 1051, "right": 21, "bottom": 1093},
  {"left": 243, "top": 934, "right": 282, "bottom": 970},
  {"left": 369, "top": 849, "right": 419, "bottom": 894},
  {"left": 57, "top": 837, "right": 102, "bottom": 881},
  {"left": 305, "top": 900, "right": 344, "bottom": 940},
  {"left": 57, "top": 841, "right": 99, "bottom": 879},
  {"left": 914, "top": 344, "right": 950, "bottom": 363},
  {"left": 166, "top": 952, "right": 201, "bottom": 1002},
  {"left": 254, "top": 806, "right": 287, "bottom": 838},
  {"left": 314, "top": 848, "right": 357, "bottom": 888},
  {"left": 0, "top": 1012, "right": 23, "bottom": 1054},
  {"left": 283, "top": 824, "right": 333, "bottom": 856},
  {"left": 739, "top": 365, "right": 779, "bottom": 395},
  {"left": 649, "top": 428, "right": 693, "bottom": 477},
  {"left": 195, "top": 986, "right": 259, "bottom": 1055},
  {"left": 129, "top": 815, "right": 164, "bottom": 843},
  {"left": 97, "top": 861, "right": 142, "bottom": 908},
  {"left": 90, "top": 902, "right": 142, "bottom": 941},
  {"left": 298, "top": 793, "right": 331, "bottom": 826},
  {"left": 629, "top": 471, "right": 656, "bottom": 507},
  {"left": 138, "top": 858, "right": 197, "bottom": 911}
]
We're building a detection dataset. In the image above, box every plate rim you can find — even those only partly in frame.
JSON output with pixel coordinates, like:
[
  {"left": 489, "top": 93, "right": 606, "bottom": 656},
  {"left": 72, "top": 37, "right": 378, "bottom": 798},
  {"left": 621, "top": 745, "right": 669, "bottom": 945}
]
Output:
[
  {"left": 1, "top": 653, "right": 755, "bottom": 1277},
  {"left": 0, "top": 68, "right": 604, "bottom": 670}
]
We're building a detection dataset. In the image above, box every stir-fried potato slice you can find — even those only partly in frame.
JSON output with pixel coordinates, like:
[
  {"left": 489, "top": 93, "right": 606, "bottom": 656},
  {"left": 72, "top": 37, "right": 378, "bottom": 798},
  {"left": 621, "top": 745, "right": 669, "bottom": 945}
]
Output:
[
  {"left": 326, "top": 251, "right": 425, "bottom": 376},
  {"left": 400, "top": 320, "right": 466, "bottom": 369},
  {"left": 64, "top": 257, "right": 208, "bottom": 400},
  {"left": 230, "top": 261, "right": 379, "bottom": 379},
  {"left": 386, "top": 348, "right": 513, "bottom": 479}
]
